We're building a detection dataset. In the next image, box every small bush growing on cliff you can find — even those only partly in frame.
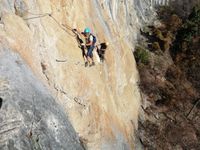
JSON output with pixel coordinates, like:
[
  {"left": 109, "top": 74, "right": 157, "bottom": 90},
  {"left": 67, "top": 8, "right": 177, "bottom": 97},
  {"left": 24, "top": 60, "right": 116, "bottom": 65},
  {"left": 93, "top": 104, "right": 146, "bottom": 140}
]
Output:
[{"left": 134, "top": 46, "right": 149, "bottom": 65}]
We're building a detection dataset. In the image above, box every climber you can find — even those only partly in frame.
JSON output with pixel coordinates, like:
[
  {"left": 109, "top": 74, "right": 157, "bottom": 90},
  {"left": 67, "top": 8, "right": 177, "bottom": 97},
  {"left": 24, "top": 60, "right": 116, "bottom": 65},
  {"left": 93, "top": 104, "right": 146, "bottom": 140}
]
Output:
[
  {"left": 82, "top": 27, "right": 96, "bottom": 67},
  {"left": 96, "top": 42, "right": 109, "bottom": 62},
  {"left": 72, "top": 27, "right": 96, "bottom": 67}
]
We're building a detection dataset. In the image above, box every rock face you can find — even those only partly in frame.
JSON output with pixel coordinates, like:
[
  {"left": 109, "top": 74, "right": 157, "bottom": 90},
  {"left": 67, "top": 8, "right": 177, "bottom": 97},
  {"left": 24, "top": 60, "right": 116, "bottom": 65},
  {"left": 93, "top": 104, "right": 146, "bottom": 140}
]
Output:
[
  {"left": 134, "top": 0, "right": 200, "bottom": 23},
  {"left": 0, "top": 0, "right": 141, "bottom": 149},
  {"left": 0, "top": 0, "right": 199, "bottom": 149},
  {"left": 0, "top": 46, "right": 84, "bottom": 149}
]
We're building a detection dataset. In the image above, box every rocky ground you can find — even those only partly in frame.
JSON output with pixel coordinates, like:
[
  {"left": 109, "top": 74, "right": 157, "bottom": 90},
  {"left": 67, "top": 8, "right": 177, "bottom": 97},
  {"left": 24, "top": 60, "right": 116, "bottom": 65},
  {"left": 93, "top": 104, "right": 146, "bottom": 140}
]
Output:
[{"left": 136, "top": 6, "right": 200, "bottom": 150}]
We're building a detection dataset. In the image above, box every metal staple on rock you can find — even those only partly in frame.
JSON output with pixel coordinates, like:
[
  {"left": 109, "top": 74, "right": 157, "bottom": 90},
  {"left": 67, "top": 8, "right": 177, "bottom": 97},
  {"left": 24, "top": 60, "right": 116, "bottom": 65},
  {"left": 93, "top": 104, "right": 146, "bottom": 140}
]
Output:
[{"left": 54, "top": 84, "right": 86, "bottom": 107}]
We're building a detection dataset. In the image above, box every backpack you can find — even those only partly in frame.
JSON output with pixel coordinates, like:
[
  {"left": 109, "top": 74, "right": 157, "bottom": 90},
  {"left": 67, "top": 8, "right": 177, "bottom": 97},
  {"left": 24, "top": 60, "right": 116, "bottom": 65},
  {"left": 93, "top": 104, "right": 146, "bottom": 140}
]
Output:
[{"left": 91, "top": 34, "right": 97, "bottom": 45}]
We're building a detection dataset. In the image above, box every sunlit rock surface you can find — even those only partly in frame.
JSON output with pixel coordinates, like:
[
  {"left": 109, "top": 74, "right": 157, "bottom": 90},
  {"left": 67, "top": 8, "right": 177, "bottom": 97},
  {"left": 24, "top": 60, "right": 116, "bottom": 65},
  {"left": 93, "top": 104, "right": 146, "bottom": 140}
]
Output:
[
  {"left": 0, "top": 0, "right": 199, "bottom": 149},
  {"left": 0, "top": 0, "right": 140, "bottom": 149}
]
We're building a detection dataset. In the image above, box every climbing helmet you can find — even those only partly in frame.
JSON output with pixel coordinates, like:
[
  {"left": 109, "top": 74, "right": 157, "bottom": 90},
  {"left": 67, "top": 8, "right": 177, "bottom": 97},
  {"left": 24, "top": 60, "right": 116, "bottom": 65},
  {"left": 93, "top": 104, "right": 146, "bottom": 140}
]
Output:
[{"left": 84, "top": 27, "right": 91, "bottom": 33}]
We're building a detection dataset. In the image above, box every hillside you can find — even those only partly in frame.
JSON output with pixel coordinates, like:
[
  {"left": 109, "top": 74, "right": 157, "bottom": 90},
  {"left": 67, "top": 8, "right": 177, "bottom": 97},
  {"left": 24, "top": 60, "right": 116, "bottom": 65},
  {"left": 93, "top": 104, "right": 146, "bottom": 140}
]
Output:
[{"left": 136, "top": 3, "right": 200, "bottom": 150}]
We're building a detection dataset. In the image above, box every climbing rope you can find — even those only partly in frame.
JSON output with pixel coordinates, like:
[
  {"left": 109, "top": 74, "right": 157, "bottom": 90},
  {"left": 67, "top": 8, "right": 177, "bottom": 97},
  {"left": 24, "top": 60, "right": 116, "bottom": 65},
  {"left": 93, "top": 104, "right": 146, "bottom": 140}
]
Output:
[
  {"left": 48, "top": 14, "right": 76, "bottom": 37},
  {"left": 23, "top": 13, "right": 50, "bottom": 20},
  {"left": 14, "top": 0, "right": 78, "bottom": 37},
  {"left": 22, "top": 9, "right": 76, "bottom": 37},
  {"left": 24, "top": 10, "right": 50, "bottom": 16},
  {"left": 22, "top": 9, "right": 109, "bottom": 47}
]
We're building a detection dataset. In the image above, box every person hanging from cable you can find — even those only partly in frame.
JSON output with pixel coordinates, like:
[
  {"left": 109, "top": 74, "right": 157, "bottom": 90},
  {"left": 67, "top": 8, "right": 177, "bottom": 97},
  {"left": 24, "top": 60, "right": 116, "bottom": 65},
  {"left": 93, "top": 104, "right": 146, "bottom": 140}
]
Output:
[
  {"left": 72, "top": 27, "right": 96, "bottom": 67},
  {"left": 82, "top": 27, "right": 96, "bottom": 67}
]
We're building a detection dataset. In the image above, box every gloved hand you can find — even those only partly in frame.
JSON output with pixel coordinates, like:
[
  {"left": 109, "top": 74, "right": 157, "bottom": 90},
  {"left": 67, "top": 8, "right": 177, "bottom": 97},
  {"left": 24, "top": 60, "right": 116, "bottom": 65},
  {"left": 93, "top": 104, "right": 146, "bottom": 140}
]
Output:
[{"left": 72, "top": 29, "right": 77, "bottom": 34}]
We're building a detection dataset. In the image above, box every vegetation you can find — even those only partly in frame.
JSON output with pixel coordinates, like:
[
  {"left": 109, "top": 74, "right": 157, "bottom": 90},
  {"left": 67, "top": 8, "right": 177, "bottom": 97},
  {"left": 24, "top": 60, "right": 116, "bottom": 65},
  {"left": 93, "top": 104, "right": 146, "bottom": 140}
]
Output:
[
  {"left": 184, "top": 6, "right": 200, "bottom": 40},
  {"left": 134, "top": 46, "right": 149, "bottom": 65},
  {"left": 138, "top": 6, "right": 200, "bottom": 150},
  {"left": 173, "top": 6, "right": 200, "bottom": 52}
]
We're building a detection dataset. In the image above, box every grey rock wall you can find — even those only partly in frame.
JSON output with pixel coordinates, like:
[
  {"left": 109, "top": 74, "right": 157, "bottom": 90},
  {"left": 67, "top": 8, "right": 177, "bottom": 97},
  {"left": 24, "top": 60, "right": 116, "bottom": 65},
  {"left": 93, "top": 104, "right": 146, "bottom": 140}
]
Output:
[
  {"left": 134, "top": 0, "right": 200, "bottom": 24},
  {"left": 0, "top": 45, "right": 84, "bottom": 150}
]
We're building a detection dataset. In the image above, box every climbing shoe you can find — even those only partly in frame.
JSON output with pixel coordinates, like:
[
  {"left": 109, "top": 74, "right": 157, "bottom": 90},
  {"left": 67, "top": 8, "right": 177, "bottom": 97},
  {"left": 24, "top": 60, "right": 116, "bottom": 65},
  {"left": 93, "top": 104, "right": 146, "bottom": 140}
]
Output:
[
  {"left": 90, "top": 62, "right": 95, "bottom": 67},
  {"left": 85, "top": 62, "right": 88, "bottom": 67}
]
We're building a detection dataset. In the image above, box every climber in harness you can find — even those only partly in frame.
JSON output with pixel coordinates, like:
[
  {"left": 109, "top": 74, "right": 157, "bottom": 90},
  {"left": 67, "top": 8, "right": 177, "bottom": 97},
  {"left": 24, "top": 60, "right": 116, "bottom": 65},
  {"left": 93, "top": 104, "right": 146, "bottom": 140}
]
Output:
[
  {"left": 96, "top": 42, "right": 109, "bottom": 62},
  {"left": 72, "top": 28, "right": 96, "bottom": 67},
  {"left": 82, "top": 27, "right": 96, "bottom": 67}
]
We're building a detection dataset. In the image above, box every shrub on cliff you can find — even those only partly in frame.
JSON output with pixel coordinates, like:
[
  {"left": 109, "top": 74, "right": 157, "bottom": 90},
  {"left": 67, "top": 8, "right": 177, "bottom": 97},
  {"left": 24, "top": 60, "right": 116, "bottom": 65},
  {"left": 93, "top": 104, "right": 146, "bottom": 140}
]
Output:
[{"left": 134, "top": 46, "right": 149, "bottom": 65}]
